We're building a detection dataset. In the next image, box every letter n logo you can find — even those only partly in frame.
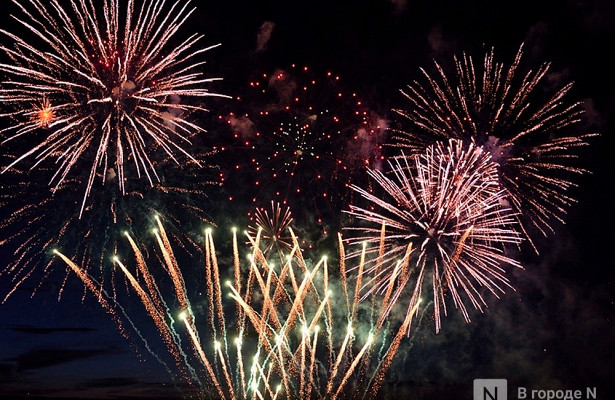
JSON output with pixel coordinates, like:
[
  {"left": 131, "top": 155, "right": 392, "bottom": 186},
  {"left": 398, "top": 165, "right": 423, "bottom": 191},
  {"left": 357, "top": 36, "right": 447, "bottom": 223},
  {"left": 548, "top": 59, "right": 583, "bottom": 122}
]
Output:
[{"left": 474, "top": 379, "right": 507, "bottom": 400}]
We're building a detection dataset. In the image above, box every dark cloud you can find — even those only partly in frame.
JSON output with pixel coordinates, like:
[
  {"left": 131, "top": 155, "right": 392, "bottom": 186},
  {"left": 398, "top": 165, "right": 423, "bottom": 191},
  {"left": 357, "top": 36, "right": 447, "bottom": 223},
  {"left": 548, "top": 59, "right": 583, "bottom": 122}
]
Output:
[
  {"left": 345, "top": 113, "right": 388, "bottom": 171},
  {"left": 9, "top": 346, "right": 122, "bottom": 371},
  {"left": 543, "top": 67, "right": 572, "bottom": 92},
  {"left": 566, "top": 0, "right": 615, "bottom": 32},
  {"left": 390, "top": 0, "right": 407, "bottom": 14},
  {"left": 0, "top": 362, "right": 16, "bottom": 381},
  {"left": 524, "top": 21, "right": 550, "bottom": 58},
  {"left": 267, "top": 68, "right": 297, "bottom": 106},
  {"left": 6, "top": 324, "right": 95, "bottom": 335},
  {"left": 78, "top": 376, "right": 141, "bottom": 389},
  {"left": 580, "top": 98, "right": 606, "bottom": 129}
]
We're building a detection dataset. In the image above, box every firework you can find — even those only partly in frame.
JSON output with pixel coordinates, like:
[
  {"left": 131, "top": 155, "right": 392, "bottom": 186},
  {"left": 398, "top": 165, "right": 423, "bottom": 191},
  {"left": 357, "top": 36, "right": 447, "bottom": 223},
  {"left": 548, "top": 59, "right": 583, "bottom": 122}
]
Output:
[
  {"left": 247, "top": 201, "right": 294, "bottom": 261},
  {"left": 0, "top": 151, "right": 219, "bottom": 302},
  {"left": 54, "top": 215, "right": 419, "bottom": 399},
  {"left": 0, "top": 0, "right": 229, "bottom": 215},
  {"left": 391, "top": 44, "right": 596, "bottom": 248},
  {"left": 219, "top": 64, "right": 387, "bottom": 226},
  {"left": 345, "top": 139, "right": 522, "bottom": 333}
]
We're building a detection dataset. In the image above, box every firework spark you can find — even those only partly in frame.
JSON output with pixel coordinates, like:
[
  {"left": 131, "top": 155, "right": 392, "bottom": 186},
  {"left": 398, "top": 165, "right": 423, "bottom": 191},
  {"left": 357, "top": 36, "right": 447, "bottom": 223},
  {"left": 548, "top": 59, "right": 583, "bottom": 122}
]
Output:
[
  {"left": 0, "top": 0, "right": 229, "bottom": 215},
  {"left": 30, "top": 97, "right": 54, "bottom": 128},
  {"left": 54, "top": 215, "right": 419, "bottom": 399},
  {"left": 346, "top": 139, "right": 522, "bottom": 333},
  {"left": 391, "top": 44, "right": 596, "bottom": 248}
]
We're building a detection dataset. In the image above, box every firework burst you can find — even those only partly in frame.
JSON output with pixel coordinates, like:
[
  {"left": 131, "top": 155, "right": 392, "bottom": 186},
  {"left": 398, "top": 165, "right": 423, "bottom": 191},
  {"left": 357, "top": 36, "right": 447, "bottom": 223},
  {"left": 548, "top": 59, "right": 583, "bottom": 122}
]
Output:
[
  {"left": 219, "top": 64, "right": 387, "bottom": 225},
  {"left": 345, "top": 139, "right": 522, "bottom": 332},
  {"left": 247, "top": 201, "right": 294, "bottom": 261},
  {"left": 391, "top": 44, "right": 596, "bottom": 248},
  {"left": 0, "top": 0, "right": 228, "bottom": 215},
  {"left": 54, "top": 216, "right": 420, "bottom": 399},
  {"left": 0, "top": 151, "right": 218, "bottom": 302}
]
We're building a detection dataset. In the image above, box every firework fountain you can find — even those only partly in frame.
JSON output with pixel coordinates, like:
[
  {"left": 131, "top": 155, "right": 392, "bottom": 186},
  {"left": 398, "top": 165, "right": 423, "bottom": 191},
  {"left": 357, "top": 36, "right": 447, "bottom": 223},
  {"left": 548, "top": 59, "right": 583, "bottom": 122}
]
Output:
[{"left": 54, "top": 214, "right": 421, "bottom": 399}]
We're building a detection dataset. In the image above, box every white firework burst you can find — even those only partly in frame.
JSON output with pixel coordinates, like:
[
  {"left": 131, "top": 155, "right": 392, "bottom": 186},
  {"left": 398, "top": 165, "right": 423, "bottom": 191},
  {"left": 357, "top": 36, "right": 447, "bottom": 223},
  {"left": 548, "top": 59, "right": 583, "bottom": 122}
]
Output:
[{"left": 0, "top": 0, "right": 229, "bottom": 215}]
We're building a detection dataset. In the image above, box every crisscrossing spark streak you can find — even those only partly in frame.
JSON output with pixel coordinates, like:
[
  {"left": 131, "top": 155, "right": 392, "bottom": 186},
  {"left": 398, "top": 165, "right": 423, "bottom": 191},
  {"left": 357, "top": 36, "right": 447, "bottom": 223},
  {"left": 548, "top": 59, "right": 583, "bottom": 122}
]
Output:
[
  {"left": 346, "top": 139, "right": 522, "bottom": 332},
  {"left": 0, "top": 0, "right": 229, "bottom": 216}
]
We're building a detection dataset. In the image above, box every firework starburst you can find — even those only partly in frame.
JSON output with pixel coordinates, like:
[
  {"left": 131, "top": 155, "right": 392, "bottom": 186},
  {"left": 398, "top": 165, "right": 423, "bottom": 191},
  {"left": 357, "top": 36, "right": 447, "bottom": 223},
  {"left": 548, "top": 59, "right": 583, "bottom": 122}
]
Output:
[
  {"left": 219, "top": 64, "right": 386, "bottom": 226},
  {"left": 391, "top": 44, "right": 596, "bottom": 248},
  {"left": 346, "top": 139, "right": 522, "bottom": 332},
  {"left": 0, "top": 151, "right": 218, "bottom": 302},
  {"left": 0, "top": 0, "right": 228, "bottom": 215},
  {"left": 248, "top": 201, "right": 294, "bottom": 260}
]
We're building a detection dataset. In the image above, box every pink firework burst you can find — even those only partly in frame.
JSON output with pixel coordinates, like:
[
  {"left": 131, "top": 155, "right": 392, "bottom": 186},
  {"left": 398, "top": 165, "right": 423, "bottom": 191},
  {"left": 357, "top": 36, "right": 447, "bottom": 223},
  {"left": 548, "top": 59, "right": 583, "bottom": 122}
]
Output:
[
  {"left": 391, "top": 44, "right": 596, "bottom": 249},
  {"left": 345, "top": 139, "right": 522, "bottom": 333}
]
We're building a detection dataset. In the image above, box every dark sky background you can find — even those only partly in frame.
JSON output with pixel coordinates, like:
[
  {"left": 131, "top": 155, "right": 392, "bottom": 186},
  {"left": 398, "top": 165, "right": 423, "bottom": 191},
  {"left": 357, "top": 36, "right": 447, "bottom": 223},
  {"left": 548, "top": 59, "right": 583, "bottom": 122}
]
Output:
[{"left": 1, "top": 0, "right": 614, "bottom": 399}]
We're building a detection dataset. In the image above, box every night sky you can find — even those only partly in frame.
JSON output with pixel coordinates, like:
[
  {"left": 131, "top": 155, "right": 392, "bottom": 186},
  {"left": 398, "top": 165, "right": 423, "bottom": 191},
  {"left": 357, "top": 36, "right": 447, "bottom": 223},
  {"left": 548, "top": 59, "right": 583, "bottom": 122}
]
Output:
[{"left": 1, "top": 0, "right": 614, "bottom": 399}]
